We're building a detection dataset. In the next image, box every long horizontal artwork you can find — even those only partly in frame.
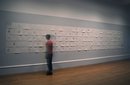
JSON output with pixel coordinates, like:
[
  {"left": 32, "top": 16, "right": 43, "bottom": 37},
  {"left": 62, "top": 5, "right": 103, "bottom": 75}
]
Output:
[{"left": 6, "top": 23, "right": 124, "bottom": 53}]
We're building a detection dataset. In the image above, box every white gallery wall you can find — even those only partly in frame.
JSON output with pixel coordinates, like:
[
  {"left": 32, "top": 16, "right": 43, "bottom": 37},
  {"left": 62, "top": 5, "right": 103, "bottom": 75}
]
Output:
[{"left": 0, "top": 0, "right": 129, "bottom": 75}]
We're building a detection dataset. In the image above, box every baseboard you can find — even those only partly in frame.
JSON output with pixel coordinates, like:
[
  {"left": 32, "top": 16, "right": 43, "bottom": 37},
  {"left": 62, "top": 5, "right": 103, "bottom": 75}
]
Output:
[{"left": 0, "top": 54, "right": 129, "bottom": 75}]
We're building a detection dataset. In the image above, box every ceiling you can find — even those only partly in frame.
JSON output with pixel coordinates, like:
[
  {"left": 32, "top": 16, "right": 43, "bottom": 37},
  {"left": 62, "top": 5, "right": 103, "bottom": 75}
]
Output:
[
  {"left": 96, "top": 0, "right": 130, "bottom": 6},
  {"left": 78, "top": 0, "right": 130, "bottom": 7},
  {"left": 36, "top": 0, "right": 130, "bottom": 6}
]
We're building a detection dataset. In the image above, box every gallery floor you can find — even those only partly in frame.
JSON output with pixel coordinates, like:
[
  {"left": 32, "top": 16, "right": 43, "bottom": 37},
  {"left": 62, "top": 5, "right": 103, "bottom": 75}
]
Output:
[{"left": 0, "top": 59, "right": 130, "bottom": 85}]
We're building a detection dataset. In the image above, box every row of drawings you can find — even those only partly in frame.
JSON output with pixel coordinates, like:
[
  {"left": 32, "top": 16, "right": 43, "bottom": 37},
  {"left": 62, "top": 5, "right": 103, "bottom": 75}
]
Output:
[
  {"left": 7, "top": 28, "right": 122, "bottom": 37},
  {"left": 6, "top": 22, "right": 124, "bottom": 53},
  {"left": 7, "top": 23, "right": 123, "bottom": 36},
  {"left": 7, "top": 41, "right": 122, "bottom": 47},
  {"left": 7, "top": 45, "right": 123, "bottom": 53},
  {"left": 6, "top": 35, "right": 122, "bottom": 42}
]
